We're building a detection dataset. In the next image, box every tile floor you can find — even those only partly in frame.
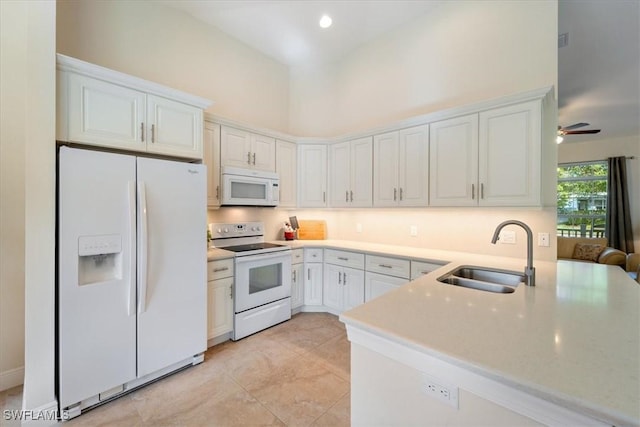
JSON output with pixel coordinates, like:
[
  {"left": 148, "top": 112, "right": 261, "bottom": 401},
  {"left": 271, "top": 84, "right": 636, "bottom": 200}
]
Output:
[{"left": 0, "top": 312, "right": 350, "bottom": 426}]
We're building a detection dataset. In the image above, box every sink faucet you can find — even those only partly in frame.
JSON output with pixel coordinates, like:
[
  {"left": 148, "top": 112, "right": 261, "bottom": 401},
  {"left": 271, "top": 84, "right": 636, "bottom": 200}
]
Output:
[{"left": 491, "top": 220, "right": 535, "bottom": 286}]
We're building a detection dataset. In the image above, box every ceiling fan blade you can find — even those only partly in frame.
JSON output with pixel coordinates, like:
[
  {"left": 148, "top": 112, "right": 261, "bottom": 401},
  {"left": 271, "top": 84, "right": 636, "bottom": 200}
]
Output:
[
  {"left": 564, "top": 129, "right": 601, "bottom": 135},
  {"left": 561, "top": 122, "right": 590, "bottom": 131}
]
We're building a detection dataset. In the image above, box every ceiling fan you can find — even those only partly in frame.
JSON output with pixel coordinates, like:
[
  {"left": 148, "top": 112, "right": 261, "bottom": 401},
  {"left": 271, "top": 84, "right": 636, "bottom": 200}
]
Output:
[{"left": 556, "top": 122, "right": 601, "bottom": 143}]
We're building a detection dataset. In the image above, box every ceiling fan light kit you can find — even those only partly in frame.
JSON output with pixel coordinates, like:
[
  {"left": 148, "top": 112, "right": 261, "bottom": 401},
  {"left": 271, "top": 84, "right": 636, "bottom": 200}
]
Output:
[{"left": 557, "top": 122, "right": 602, "bottom": 143}]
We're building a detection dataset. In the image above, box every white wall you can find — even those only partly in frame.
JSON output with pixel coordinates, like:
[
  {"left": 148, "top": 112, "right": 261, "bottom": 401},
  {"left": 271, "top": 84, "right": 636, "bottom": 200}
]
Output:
[
  {"left": 289, "top": 0, "right": 558, "bottom": 137},
  {"left": 56, "top": 0, "right": 290, "bottom": 133},
  {"left": 558, "top": 135, "right": 640, "bottom": 250},
  {"left": 0, "top": 0, "right": 57, "bottom": 414}
]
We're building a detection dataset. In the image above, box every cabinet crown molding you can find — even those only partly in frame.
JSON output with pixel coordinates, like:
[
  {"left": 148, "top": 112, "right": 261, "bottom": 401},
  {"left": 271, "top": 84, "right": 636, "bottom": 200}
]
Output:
[{"left": 57, "top": 54, "right": 213, "bottom": 109}]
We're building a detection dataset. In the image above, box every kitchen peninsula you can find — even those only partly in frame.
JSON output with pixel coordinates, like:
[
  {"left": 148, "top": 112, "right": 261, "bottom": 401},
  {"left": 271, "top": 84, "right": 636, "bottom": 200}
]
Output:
[{"left": 340, "top": 256, "right": 639, "bottom": 426}]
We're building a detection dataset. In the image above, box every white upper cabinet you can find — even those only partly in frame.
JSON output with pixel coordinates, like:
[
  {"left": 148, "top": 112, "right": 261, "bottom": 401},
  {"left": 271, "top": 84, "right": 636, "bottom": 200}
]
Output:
[
  {"left": 374, "top": 125, "right": 428, "bottom": 207},
  {"left": 298, "top": 144, "right": 328, "bottom": 208},
  {"left": 203, "top": 121, "right": 221, "bottom": 208},
  {"left": 430, "top": 99, "right": 543, "bottom": 207},
  {"left": 329, "top": 137, "right": 373, "bottom": 208},
  {"left": 429, "top": 115, "right": 479, "bottom": 206},
  {"left": 57, "top": 54, "right": 210, "bottom": 159},
  {"left": 478, "top": 101, "right": 541, "bottom": 206},
  {"left": 276, "top": 140, "right": 297, "bottom": 208},
  {"left": 220, "top": 126, "right": 276, "bottom": 172}
]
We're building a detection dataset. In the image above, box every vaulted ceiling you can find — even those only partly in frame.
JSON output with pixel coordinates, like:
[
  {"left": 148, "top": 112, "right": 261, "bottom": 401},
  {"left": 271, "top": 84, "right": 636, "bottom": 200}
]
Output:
[{"left": 162, "top": 0, "right": 640, "bottom": 143}]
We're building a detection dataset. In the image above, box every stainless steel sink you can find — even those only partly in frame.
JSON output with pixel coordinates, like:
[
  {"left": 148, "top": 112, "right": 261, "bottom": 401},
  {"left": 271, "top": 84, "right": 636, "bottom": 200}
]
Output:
[{"left": 437, "top": 265, "right": 525, "bottom": 294}]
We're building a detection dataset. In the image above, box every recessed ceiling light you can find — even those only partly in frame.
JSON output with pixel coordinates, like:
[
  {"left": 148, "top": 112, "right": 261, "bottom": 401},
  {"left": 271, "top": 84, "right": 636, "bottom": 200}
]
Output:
[{"left": 319, "top": 14, "right": 332, "bottom": 29}]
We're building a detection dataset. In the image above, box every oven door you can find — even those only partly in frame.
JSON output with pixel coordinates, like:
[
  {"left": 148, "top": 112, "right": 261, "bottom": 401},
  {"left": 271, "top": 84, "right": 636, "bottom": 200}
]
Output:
[{"left": 234, "top": 251, "right": 291, "bottom": 313}]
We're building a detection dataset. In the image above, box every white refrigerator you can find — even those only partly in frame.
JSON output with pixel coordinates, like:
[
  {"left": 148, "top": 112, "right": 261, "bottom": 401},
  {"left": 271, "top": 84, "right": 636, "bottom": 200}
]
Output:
[{"left": 58, "top": 146, "right": 207, "bottom": 415}]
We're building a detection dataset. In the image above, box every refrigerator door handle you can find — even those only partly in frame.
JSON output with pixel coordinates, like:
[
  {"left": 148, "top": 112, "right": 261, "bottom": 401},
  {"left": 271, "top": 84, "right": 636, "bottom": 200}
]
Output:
[
  {"left": 128, "top": 181, "right": 137, "bottom": 316},
  {"left": 138, "top": 181, "right": 149, "bottom": 314}
]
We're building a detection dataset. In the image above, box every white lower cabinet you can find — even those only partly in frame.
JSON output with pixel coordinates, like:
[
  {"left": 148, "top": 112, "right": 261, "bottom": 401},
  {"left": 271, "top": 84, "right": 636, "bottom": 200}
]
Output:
[
  {"left": 365, "top": 272, "right": 408, "bottom": 302},
  {"left": 364, "top": 254, "right": 411, "bottom": 301},
  {"left": 323, "top": 250, "right": 365, "bottom": 314},
  {"left": 207, "top": 259, "right": 234, "bottom": 342},
  {"left": 303, "top": 249, "right": 324, "bottom": 307},
  {"left": 410, "top": 260, "right": 447, "bottom": 280},
  {"left": 291, "top": 249, "right": 304, "bottom": 311}
]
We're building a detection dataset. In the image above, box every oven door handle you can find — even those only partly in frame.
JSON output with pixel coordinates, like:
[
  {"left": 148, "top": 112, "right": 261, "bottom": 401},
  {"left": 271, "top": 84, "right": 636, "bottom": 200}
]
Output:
[{"left": 234, "top": 251, "right": 291, "bottom": 264}]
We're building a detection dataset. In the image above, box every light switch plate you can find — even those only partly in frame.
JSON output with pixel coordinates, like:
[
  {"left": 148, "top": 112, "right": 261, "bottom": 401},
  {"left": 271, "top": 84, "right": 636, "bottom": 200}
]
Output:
[{"left": 538, "top": 232, "right": 550, "bottom": 247}]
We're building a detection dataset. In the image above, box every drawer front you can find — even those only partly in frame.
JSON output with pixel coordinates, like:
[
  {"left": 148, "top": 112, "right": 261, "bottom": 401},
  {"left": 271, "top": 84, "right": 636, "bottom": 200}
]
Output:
[
  {"left": 304, "top": 248, "right": 324, "bottom": 263},
  {"left": 291, "top": 249, "right": 304, "bottom": 265},
  {"left": 207, "top": 258, "right": 234, "bottom": 281},
  {"left": 366, "top": 255, "right": 410, "bottom": 279},
  {"left": 410, "top": 260, "right": 447, "bottom": 280},
  {"left": 325, "top": 249, "right": 365, "bottom": 270}
]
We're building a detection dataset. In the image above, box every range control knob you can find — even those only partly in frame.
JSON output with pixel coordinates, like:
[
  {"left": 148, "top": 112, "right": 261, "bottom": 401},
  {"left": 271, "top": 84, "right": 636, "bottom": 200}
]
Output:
[
  {"left": 256, "top": 226, "right": 261, "bottom": 231},
  {"left": 217, "top": 228, "right": 222, "bottom": 233},
  {"left": 223, "top": 228, "right": 229, "bottom": 233}
]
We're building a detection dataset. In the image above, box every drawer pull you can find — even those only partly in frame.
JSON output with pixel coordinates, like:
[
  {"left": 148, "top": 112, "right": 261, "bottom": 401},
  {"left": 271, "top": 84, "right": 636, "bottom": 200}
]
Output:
[
  {"left": 213, "top": 267, "right": 229, "bottom": 272},
  {"left": 337, "top": 256, "right": 349, "bottom": 261},
  {"left": 379, "top": 264, "right": 393, "bottom": 269}
]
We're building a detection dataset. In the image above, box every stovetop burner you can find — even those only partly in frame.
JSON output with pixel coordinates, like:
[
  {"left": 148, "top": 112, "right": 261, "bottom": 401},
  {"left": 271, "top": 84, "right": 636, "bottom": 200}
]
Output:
[{"left": 223, "top": 242, "right": 287, "bottom": 253}]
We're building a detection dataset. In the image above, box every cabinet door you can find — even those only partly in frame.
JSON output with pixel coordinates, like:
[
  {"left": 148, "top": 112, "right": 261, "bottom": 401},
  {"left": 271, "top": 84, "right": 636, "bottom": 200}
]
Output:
[
  {"left": 323, "top": 264, "right": 344, "bottom": 311},
  {"left": 221, "top": 126, "right": 252, "bottom": 168},
  {"left": 429, "top": 114, "right": 478, "bottom": 206},
  {"left": 343, "top": 267, "right": 365, "bottom": 311},
  {"left": 303, "top": 263, "right": 323, "bottom": 305},
  {"left": 291, "top": 263, "right": 304, "bottom": 309},
  {"left": 251, "top": 134, "right": 276, "bottom": 171},
  {"left": 329, "top": 141, "right": 351, "bottom": 207},
  {"left": 203, "top": 122, "right": 221, "bottom": 207},
  {"left": 66, "top": 73, "right": 146, "bottom": 151},
  {"left": 146, "top": 95, "right": 203, "bottom": 159},
  {"left": 207, "top": 277, "right": 233, "bottom": 339},
  {"left": 276, "top": 140, "right": 297, "bottom": 208},
  {"left": 398, "top": 125, "right": 429, "bottom": 207},
  {"left": 298, "top": 145, "right": 328, "bottom": 208},
  {"left": 350, "top": 137, "right": 373, "bottom": 207},
  {"left": 365, "top": 272, "right": 408, "bottom": 302},
  {"left": 479, "top": 101, "right": 541, "bottom": 206},
  {"left": 373, "top": 131, "right": 400, "bottom": 207}
]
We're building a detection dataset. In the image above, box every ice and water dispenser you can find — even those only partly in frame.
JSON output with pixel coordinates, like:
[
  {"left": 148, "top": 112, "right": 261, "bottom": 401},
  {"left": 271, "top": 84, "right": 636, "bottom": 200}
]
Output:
[{"left": 77, "top": 234, "right": 123, "bottom": 285}]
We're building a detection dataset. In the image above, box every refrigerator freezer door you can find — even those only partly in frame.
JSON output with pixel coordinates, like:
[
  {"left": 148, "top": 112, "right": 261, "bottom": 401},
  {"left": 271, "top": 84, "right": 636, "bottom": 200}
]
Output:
[
  {"left": 136, "top": 158, "right": 207, "bottom": 377},
  {"left": 58, "top": 147, "right": 137, "bottom": 408}
]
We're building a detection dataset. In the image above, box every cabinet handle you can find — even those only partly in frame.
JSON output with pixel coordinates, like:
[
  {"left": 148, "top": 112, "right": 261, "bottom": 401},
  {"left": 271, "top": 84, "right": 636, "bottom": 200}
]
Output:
[
  {"left": 399, "top": 188, "right": 403, "bottom": 201},
  {"left": 379, "top": 264, "right": 393, "bottom": 269},
  {"left": 338, "top": 272, "right": 342, "bottom": 284},
  {"left": 471, "top": 183, "right": 475, "bottom": 200},
  {"left": 151, "top": 124, "right": 155, "bottom": 143},
  {"left": 343, "top": 273, "right": 347, "bottom": 286},
  {"left": 247, "top": 152, "right": 251, "bottom": 165},
  {"left": 216, "top": 185, "right": 220, "bottom": 200},
  {"left": 141, "top": 123, "right": 145, "bottom": 142},
  {"left": 293, "top": 270, "right": 296, "bottom": 282},
  {"left": 481, "top": 183, "right": 484, "bottom": 199},
  {"left": 345, "top": 191, "right": 349, "bottom": 202},
  {"left": 337, "top": 256, "right": 349, "bottom": 261},
  {"left": 420, "top": 270, "right": 430, "bottom": 275},
  {"left": 308, "top": 268, "right": 311, "bottom": 280},
  {"left": 323, "top": 192, "right": 326, "bottom": 203},
  {"left": 252, "top": 152, "right": 256, "bottom": 165},
  {"left": 213, "top": 266, "right": 229, "bottom": 272},
  {"left": 350, "top": 190, "right": 353, "bottom": 202},
  {"left": 393, "top": 188, "right": 397, "bottom": 201},
  {"left": 229, "top": 284, "right": 233, "bottom": 299}
]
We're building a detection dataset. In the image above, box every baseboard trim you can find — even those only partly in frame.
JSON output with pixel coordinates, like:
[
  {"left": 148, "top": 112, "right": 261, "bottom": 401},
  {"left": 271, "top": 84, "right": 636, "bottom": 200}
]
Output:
[{"left": 0, "top": 366, "right": 24, "bottom": 391}]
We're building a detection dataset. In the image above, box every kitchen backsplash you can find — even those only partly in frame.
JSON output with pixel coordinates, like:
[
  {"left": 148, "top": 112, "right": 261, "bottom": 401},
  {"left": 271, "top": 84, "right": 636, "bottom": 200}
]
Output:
[{"left": 208, "top": 207, "right": 557, "bottom": 261}]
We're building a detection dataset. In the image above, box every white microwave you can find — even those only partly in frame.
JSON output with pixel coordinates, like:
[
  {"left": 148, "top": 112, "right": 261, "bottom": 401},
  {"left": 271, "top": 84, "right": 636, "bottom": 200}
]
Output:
[{"left": 221, "top": 167, "right": 279, "bottom": 207}]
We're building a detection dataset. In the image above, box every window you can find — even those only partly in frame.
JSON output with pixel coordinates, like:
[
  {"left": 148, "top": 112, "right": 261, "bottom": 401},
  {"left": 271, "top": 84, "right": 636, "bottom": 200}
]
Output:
[{"left": 557, "top": 161, "right": 608, "bottom": 238}]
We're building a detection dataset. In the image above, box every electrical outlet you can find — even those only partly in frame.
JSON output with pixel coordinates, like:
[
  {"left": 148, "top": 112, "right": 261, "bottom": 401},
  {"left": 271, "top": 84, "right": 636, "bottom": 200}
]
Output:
[
  {"left": 422, "top": 374, "right": 458, "bottom": 408},
  {"left": 356, "top": 223, "right": 362, "bottom": 233},
  {"left": 538, "top": 232, "right": 550, "bottom": 247},
  {"left": 410, "top": 225, "right": 418, "bottom": 237},
  {"left": 500, "top": 230, "right": 516, "bottom": 244}
]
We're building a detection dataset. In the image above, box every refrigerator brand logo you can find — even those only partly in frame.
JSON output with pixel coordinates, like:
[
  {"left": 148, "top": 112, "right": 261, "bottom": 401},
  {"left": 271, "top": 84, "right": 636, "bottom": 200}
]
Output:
[
  {"left": 188, "top": 169, "right": 199, "bottom": 174},
  {"left": 3, "top": 409, "right": 70, "bottom": 421}
]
